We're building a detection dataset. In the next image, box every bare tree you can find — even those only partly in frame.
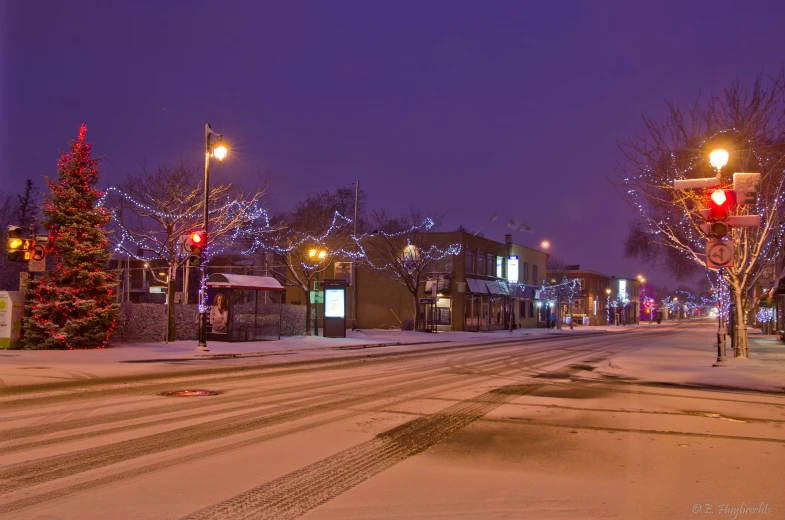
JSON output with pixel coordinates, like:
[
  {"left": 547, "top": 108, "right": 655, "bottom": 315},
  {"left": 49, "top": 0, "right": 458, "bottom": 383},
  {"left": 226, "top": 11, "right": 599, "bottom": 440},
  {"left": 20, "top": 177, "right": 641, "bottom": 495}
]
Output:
[
  {"left": 0, "top": 190, "right": 23, "bottom": 291},
  {"left": 614, "top": 72, "right": 785, "bottom": 357},
  {"left": 0, "top": 180, "right": 40, "bottom": 291},
  {"left": 358, "top": 211, "right": 460, "bottom": 331},
  {"left": 103, "top": 163, "right": 272, "bottom": 341},
  {"left": 542, "top": 256, "right": 582, "bottom": 329},
  {"left": 16, "top": 180, "right": 39, "bottom": 232},
  {"left": 264, "top": 189, "right": 362, "bottom": 334}
]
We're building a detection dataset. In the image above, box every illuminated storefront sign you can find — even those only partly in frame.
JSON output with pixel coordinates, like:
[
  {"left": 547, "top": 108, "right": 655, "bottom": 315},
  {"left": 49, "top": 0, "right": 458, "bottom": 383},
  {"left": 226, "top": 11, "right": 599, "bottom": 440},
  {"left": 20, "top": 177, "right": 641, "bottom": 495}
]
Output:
[
  {"left": 507, "top": 256, "right": 519, "bottom": 283},
  {"left": 618, "top": 280, "right": 628, "bottom": 302}
]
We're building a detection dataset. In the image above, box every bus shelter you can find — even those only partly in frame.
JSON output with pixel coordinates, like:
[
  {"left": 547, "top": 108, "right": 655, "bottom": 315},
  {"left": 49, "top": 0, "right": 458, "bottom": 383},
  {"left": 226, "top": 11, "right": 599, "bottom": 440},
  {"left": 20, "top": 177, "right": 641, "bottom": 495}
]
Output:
[{"left": 205, "top": 274, "right": 285, "bottom": 342}]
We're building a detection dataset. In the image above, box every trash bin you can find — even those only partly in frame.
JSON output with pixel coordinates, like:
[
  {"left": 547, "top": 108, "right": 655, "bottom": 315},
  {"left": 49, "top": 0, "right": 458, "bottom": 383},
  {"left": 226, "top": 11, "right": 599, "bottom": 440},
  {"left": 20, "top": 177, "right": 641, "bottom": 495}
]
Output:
[{"left": 0, "top": 291, "right": 25, "bottom": 349}]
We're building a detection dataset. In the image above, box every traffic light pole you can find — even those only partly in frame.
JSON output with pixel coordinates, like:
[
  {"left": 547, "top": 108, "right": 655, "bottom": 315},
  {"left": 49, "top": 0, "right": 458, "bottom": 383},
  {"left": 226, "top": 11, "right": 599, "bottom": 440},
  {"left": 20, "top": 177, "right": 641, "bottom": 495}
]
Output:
[
  {"left": 197, "top": 125, "right": 212, "bottom": 352},
  {"left": 713, "top": 267, "right": 729, "bottom": 367}
]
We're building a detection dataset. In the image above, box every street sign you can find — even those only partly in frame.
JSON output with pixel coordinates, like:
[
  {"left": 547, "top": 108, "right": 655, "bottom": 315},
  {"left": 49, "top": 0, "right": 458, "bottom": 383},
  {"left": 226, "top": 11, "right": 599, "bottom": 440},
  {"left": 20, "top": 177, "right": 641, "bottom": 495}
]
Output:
[
  {"left": 28, "top": 245, "right": 46, "bottom": 272},
  {"left": 673, "top": 175, "right": 720, "bottom": 190},
  {"left": 19, "top": 272, "right": 29, "bottom": 292},
  {"left": 727, "top": 215, "right": 760, "bottom": 227},
  {"left": 706, "top": 241, "right": 734, "bottom": 268},
  {"left": 309, "top": 291, "right": 324, "bottom": 304},
  {"left": 733, "top": 173, "right": 761, "bottom": 205},
  {"left": 34, "top": 234, "right": 49, "bottom": 243}
]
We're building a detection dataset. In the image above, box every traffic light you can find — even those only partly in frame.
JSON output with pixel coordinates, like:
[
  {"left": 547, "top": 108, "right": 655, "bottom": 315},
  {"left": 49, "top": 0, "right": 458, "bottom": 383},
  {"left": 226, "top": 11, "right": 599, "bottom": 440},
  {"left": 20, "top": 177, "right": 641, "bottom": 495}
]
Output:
[
  {"left": 184, "top": 230, "right": 206, "bottom": 266},
  {"left": 708, "top": 189, "right": 735, "bottom": 220},
  {"left": 702, "top": 189, "right": 736, "bottom": 239},
  {"left": 6, "top": 226, "right": 31, "bottom": 262}
]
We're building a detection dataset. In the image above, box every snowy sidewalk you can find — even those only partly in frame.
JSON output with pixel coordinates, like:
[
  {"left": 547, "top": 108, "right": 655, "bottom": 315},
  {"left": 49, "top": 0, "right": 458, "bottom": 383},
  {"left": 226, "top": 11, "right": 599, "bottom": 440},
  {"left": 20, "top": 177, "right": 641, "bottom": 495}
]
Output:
[
  {"left": 590, "top": 323, "right": 785, "bottom": 393},
  {"left": 0, "top": 326, "right": 613, "bottom": 388}
]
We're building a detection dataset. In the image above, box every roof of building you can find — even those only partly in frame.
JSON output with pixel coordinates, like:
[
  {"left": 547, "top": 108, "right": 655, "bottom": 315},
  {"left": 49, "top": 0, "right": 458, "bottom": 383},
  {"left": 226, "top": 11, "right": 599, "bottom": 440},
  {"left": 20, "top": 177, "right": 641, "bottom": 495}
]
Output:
[
  {"left": 205, "top": 274, "right": 285, "bottom": 291},
  {"left": 547, "top": 268, "right": 612, "bottom": 278}
]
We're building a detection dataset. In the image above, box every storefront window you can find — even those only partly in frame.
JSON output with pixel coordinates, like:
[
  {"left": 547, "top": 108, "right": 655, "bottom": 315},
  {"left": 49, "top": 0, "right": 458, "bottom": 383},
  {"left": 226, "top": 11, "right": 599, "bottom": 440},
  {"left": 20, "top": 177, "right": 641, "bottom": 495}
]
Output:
[
  {"left": 496, "top": 256, "right": 503, "bottom": 278},
  {"left": 490, "top": 297, "right": 503, "bottom": 325},
  {"left": 477, "top": 253, "right": 485, "bottom": 276},
  {"left": 486, "top": 254, "right": 494, "bottom": 276},
  {"left": 465, "top": 251, "right": 474, "bottom": 274},
  {"left": 436, "top": 297, "right": 451, "bottom": 325}
]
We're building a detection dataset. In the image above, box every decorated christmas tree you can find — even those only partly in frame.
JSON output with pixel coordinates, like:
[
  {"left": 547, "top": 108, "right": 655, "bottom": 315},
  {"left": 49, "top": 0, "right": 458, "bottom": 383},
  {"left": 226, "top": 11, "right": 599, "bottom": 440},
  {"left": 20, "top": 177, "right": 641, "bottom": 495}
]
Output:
[{"left": 24, "top": 125, "right": 118, "bottom": 349}]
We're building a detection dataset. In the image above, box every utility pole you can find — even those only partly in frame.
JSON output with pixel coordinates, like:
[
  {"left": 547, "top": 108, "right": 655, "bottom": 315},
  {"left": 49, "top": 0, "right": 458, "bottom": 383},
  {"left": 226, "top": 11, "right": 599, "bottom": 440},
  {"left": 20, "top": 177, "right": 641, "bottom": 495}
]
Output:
[{"left": 353, "top": 180, "right": 359, "bottom": 330}]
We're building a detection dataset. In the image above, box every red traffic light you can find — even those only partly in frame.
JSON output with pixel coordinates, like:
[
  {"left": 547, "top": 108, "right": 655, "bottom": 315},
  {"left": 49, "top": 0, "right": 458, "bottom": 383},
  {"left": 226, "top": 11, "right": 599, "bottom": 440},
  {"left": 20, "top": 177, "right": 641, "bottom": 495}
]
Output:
[
  {"left": 708, "top": 189, "right": 736, "bottom": 222},
  {"left": 184, "top": 231, "right": 206, "bottom": 266},
  {"left": 710, "top": 190, "right": 727, "bottom": 206}
]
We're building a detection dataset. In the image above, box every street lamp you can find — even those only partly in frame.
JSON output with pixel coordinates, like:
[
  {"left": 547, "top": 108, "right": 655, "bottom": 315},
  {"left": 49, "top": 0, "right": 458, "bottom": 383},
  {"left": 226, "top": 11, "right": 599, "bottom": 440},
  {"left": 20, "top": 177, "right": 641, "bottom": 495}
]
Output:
[
  {"left": 197, "top": 123, "right": 230, "bottom": 352},
  {"left": 605, "top": 288, "right": 611, "bottom": 326},
  {"left": 709, "top": 148, "right": 729, "bottom": 171},
  {"left": 310, "top": 248, "right": 328, "bottom": 336},
  {"left": 540, "top": 240, "right": 550, "bottom": 250}
]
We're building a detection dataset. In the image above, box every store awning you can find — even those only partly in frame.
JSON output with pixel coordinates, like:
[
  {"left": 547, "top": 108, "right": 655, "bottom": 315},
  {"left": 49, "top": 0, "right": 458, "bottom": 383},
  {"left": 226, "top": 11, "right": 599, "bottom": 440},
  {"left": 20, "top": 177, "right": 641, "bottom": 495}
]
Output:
[
  {"left": 465, "top": 277, "right": 489, "bottom": 294},
  {"left": 205, "top": 273, "right": 285, "bottom": 291},
  {"left": 485, "top": 280, "right": 509, "bottom": 295}
]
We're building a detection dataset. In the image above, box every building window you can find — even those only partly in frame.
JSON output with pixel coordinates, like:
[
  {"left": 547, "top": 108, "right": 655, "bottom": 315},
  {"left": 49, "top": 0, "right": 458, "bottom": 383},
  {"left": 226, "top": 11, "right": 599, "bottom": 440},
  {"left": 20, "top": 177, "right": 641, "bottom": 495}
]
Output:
[
  {"left": 465, "top": 251, "right": 474, "bottom": 274},
  {"left": 496, "top": 256, "right": 503, "bottom": 278},
  {"left": 529, "top": 301, "right": 534, "bottom": 318},
  {"left": 477, "top": 253, "right": 485, "bottom": 276},
  {"left": 523, "top": 262, "right": 529, "bottom": 283},
  {"left": 486, "top": 254, "right": 494, "bottom": 276},
  {"left": 532, "top": 265, "right": 538, "bottom": 285}
]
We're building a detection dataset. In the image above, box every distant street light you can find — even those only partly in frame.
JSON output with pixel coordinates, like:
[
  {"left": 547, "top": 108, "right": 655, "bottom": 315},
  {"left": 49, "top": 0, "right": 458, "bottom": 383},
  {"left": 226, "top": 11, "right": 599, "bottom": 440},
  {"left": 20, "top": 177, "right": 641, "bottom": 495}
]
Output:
[
  {"left": 197, "top": 123, "right": 230, "bottom": 352},
  {"left": 540, "top": 240, "right": 550, "bottom": 249},
  {"left": 606, "top": 288, "right": 611, "bottom": 326}
]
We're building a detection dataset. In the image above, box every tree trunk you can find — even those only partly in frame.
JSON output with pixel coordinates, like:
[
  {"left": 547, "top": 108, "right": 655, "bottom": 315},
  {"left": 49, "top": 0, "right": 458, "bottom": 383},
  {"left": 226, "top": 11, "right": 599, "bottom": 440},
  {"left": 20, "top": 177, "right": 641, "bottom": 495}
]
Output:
[
  {"left": 556, "top": 298, "right": 562, "bottom": 330},
  {"left": 569, "top": 300, "right": 574, "bottom": 329},
  {"left": 731, "top": 285, "right": 748, "bottom": 358},
  {"left": 166, "top": 264, "right": 176, "bottom": 342},
  {"left": 305, "top": 288, "right": 313, "bottom": 335},
  {"left": 413, "top": 292, "right": 421, "bottom": 331}
]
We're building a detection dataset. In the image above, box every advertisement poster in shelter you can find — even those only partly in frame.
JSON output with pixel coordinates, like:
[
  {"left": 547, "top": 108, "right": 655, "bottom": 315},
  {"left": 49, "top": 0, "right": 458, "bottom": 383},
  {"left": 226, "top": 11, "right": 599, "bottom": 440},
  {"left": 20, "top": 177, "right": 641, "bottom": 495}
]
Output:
[{"left": 206, "top": 288, "right": 230, "bottom": 334}]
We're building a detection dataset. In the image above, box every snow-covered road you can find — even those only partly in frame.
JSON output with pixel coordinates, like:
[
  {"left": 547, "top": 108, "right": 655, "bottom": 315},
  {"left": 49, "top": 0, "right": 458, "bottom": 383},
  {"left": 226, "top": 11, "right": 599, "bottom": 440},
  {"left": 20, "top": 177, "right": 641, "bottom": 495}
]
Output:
[{"left": 1, "top": 325, "right": 782, "bottom": 519}]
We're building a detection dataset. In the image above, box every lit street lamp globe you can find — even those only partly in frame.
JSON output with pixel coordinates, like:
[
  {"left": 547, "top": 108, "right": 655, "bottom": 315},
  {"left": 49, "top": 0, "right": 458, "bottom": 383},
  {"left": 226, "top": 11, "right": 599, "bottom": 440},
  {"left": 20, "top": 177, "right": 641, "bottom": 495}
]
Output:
[
  {"left": 213, "top": 140, "right": 229, "bottom": 161},
  {"left": 709, "top": 149, "right": 728, "bottom": 170}
]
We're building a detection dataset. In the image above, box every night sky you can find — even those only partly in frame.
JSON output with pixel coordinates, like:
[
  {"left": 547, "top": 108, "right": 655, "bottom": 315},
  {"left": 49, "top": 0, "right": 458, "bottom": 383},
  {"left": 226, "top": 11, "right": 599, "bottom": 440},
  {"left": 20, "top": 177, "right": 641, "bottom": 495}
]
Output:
[{"left": 3, "top": 1, "right": 784, "bottom": 288}]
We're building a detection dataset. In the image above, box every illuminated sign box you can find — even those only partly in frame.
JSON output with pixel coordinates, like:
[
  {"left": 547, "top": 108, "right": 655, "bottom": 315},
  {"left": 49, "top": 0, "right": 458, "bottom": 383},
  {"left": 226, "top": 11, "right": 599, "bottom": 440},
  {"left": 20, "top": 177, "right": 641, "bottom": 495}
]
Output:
[
  {"left": 507, "top": 256, "right": 519, "bottom": 283},
  {"left": 324, "top": 288, "right": 345, "bottom": 318}
]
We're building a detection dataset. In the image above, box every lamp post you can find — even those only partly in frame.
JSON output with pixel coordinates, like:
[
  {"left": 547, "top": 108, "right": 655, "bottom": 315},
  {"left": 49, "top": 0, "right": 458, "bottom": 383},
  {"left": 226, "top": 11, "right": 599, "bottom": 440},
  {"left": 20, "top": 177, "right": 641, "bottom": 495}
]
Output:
[
  {"left": 605, "top": 288, "right": 611, "bottom": 326},
  {"left": 309, "top": 248, "right": 327, "bottom": 336},
  {"left": 197, "top": 123, "right": 229, "bottom": 352},
  {"left": 709, "top": 148, "right": 730, "bottom": 366}
]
